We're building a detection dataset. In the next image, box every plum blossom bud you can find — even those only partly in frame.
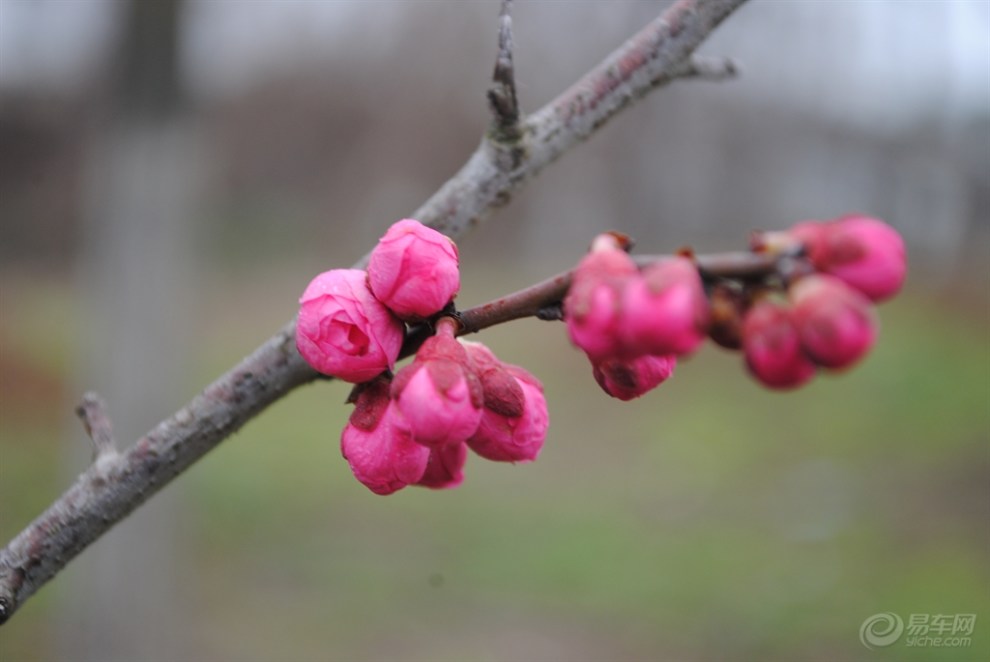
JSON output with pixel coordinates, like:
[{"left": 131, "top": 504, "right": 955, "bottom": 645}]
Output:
[
  {"left": 742, "top": 299, "right": 816, "bottom": 389},
  {"left": 296, "top": 269, "right": 405, "bottom": 383},
  {"left": 391, "top": 320, "right": 483, "bottom": 447},
  {"left": 592, "top": 353, "right": 676, "bottom": 401},
  {"left": 464, "top": 344, "right": 549, "bottom": 463},
  {"left": 340, "top": 378, "right": 429, "bottom": 495},
  {"left": 368, "top": 218, "right": 460, "bottom": 320},
  {"left": 463, "top": 341, "right": 550, "bottom": 462},
  {"left": 790, "top": 274, "right": 877, "bottom": 370},
  {"left": 620, "top": 257, "right": 710, "bottom": 357},
  {"left": 564, "top": 233, "right": 638, "bottom": 362},
  {"left": 803, "top": 215, "right": 906, "bottom": 302},
  {"left": 416, "top": 442, "right": 468, "bottom": 490}
]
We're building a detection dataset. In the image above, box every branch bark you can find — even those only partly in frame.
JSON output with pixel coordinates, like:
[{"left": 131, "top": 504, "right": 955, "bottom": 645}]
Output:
[{"left": 0, "top": 0, "right": 748, "bottom": 625}]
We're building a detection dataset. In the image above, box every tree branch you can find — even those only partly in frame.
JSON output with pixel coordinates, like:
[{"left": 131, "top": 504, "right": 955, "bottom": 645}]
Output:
[
  {"left": 410, "top": 250, "right": 778, "bottom": 353},
  {"left": 0, "top": 0, "right": 748, "bottom": 625}
]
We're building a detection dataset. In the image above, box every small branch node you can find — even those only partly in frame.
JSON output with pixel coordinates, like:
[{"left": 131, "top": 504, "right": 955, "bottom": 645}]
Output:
[
  {"left": 670, "top": 54, "right": 741, "bottom": 82},
  {"left": 536, "top": 303, "right": 565, "bottom": 322},
  {"left": 75, "top": 391, "right": 118, "bottom": 459},
  {"left": 487, "top": 0, "right": 521, "bottom": 142}
]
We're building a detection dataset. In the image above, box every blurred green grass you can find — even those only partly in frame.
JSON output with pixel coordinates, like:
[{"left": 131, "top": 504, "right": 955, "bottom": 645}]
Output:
[{"left": 1, "top": 265, "right": 987, "bottom": 661}]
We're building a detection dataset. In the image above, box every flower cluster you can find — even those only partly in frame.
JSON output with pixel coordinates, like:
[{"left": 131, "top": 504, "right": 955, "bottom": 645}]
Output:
[
  {"left": 298, "top": 213, "right": 905, "bottom": 495},
  {"left": 563, "top": 233, "right": 707, "bottom": 400},
  {"left": 297, "top": 219, "right": 548, "bottom": 495},
  {"left": 339, "top": 319, "right": 548, "bottom": 495},
  {"left": 563, "top": 215, "right": 906, "bottom": 392},
  {"left": 297, "top": 219, "right": 461, "bottom": 382},
  {"left": 738, "top": 214, "right": 904, "bottom": 388},
  {"left": 754, "top": 214, "right": 906, "bottom": 302}
]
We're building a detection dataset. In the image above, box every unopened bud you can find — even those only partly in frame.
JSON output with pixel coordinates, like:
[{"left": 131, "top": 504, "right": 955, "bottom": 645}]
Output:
[
  {"left": 340, "top": 378, "right": 429, "bottom": 495},
  {"left": 296, "top": 269, "right": 404, "bottom": 383},
  {"left": 368, "top": 218, "right": 460, "bottom": 320},
  {"left": 592, "top": 353, "right": 676, "bottom": 401},
  {"left": 391, "top": 321, "right": 483, "bottom": 447},
  {"left": 620, "top": 257, "right": 709, "bottom": 357},
  {"left": 790, "top": 274, "right": 877, "bottom": 369},
  {"left": 564, "top": 233, "right": 638, "bottom": 362},
  {"left": 742, "top": 299, "right": 816, "bottom": 389}
]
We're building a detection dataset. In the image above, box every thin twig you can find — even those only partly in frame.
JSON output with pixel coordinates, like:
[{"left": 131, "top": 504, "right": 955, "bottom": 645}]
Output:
[
  {"left": 75, "top": 392, "right": 117, "bottom": 459},
  {"left": 362, "top": 0, "right": 748, "bottom": 257},
  {"left": 400, "top": 249, "right": 779, "bottom": 358},
  {"left": 0, "top": 0, "right": 748, "bottom": 625},
  {"left": 487, "top": 0, "right": 521, "bottom": 143},
  {"left": 671, "top": 54, "right": 740, "bottom": 81}
]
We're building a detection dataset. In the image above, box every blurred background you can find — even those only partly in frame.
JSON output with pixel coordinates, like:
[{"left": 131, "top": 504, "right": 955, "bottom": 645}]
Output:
[{"left": 1, "top": 0, "right": 987, "bottom": 660}]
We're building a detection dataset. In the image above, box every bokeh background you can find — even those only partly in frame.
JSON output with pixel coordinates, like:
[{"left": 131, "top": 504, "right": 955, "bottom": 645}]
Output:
[{"left": 1, "top": 1, "right": 987, "bottom": 660}]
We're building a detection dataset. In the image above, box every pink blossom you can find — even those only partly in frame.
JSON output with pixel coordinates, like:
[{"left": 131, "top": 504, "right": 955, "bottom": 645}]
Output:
[
  {"left": 564, "top": 234, "right": 638, "bottom": 362},
  {"left": 340, "top": 378, "right": 429, "bottom": 495},
  {"left": 466, "top": 355, "right": 549, "bottom": 463},
  {"left": 803, "top": 215, "right": 906, "bottom": 302},
  {"left": 416, "top": 443, "right": 468, "bottom": 489},
  {"left": 368, "top": 218, "right": 460, "bottom": 320},
  {"left": 391, "top": 322, "right": 483, "bottom": 447},
  {"left": 790, "top": 274, "right": 877, "bottom": 369},
  {"left": 296, "top": 269, "right": 405, "bottom": 383},
  {"left": 620, "top": 257, "right": 710, "bottom": 357},
  {"left": 742, "top": 299, "right": 816, "bottom": 389},
  {"left": 592, "top": 353, "right": 676, "bottom": 401}
]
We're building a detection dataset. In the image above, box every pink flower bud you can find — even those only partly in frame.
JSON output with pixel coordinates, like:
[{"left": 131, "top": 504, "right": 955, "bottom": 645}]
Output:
[
  {"left": 296, "top": 269, "right": 405, "bottom": 383},
  {"left": 460, "top": 341, "right": 526, "bottom": 426},
  {"left": 592, "top": 353, "right": 676, "bottom": 401},
  {"left": 790, "top": 274, "right": 877, "bottom": 370},
  {"left": 742, "top": 299, "right": 816, "bottom": 389},
  {"left": 564, "top": 234, "right": 639, "bottom": 362},
  {"left": 466, "top": 352, "right": 549, "bottom": 463},
  {"left": 368, "top": 218, "right": 460, "bottom": 320},
  {"left": 340, "top": 378, "right": 429, "bottom": 495},
  {"left": 809, "top": 215, "right": 906, "bottom": 302},
  {"left": 416, "top": 442, "right": 468, "bottom": 489},
  {"left": 620, "top": 257, "right": 710, "bottom": 357},
  {"left": 391, "top": 322, "right": 483, "bottom": 447}
]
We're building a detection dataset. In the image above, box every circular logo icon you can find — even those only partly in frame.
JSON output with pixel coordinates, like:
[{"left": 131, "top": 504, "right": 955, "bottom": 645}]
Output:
[{"left": 860, "top": 612, "right": 904, "bottom": 649}]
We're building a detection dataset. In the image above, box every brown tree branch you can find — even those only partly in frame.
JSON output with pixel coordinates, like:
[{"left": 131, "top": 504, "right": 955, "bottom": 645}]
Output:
[
  {"left": 0, "top": 0, "right": 748, "bottom": 625},
  {"left": 401, "top": 250, "right": 779, "bottom": 356}
]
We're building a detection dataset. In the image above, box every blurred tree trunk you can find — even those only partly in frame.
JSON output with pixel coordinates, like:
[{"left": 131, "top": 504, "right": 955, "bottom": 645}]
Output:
[{"left": 56, "top": 0, "right": 201, "bottom": 658}]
